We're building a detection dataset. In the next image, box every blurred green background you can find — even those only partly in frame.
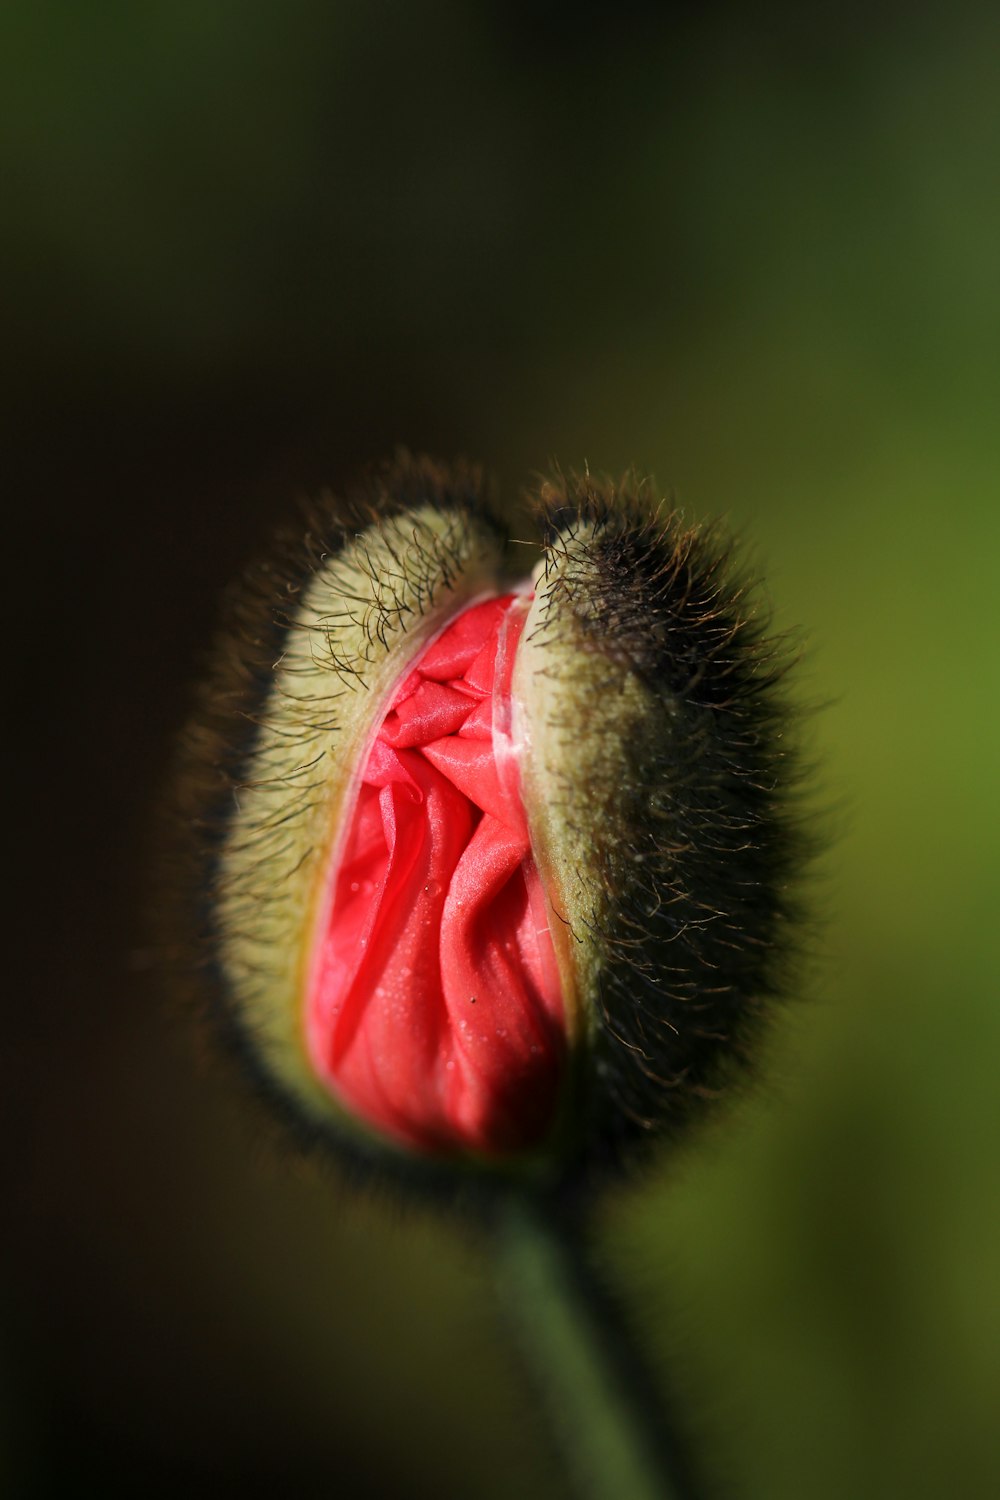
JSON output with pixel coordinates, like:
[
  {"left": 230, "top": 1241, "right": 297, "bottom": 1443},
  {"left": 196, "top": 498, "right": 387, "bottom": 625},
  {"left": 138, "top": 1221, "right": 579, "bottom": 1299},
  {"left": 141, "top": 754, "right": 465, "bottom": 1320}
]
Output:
[{"left": 5, "top": 3, "right": 999, "bottom": 1496}]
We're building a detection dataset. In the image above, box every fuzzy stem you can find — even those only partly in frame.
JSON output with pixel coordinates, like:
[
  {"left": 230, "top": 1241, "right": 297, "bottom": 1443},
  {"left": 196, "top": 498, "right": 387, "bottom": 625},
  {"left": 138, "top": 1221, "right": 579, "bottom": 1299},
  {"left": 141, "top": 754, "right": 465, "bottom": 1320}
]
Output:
[{"left": 492, "top": 1193, "right": 705, "bottom": 1500}]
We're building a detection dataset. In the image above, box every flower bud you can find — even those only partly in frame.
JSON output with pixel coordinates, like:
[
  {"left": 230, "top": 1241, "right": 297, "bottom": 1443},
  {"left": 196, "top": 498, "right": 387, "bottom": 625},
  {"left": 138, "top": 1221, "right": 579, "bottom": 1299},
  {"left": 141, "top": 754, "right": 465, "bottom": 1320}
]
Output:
[{"left": 177, "top": 455, "right": 805, "bottom": 1188}]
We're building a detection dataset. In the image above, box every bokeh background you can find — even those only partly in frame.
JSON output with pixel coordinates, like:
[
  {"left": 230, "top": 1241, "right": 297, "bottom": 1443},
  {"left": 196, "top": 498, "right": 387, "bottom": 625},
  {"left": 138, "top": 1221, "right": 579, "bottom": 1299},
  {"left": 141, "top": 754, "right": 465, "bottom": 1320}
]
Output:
[{"left": 5, "top": 3, "right": 999, "bottom": 1496}]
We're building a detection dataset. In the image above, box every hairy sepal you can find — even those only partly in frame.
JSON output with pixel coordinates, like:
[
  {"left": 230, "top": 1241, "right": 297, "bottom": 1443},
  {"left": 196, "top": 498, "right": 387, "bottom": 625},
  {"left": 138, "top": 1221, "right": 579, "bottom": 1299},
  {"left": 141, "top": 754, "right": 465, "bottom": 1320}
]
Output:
[
  {"left": 517, "top": 472, "right": 807, "bottom": 1167},
  {"left": 205, "top": 463, "right": 512, "bottom": 1156}
]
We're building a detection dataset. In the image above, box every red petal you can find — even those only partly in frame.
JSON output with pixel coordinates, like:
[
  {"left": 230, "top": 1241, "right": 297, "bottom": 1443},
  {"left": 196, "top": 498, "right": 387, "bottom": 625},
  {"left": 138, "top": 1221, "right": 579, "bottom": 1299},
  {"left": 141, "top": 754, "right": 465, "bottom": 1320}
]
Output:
[{"left": 306, "top": 593, "right": 566, "bottom": 1155}]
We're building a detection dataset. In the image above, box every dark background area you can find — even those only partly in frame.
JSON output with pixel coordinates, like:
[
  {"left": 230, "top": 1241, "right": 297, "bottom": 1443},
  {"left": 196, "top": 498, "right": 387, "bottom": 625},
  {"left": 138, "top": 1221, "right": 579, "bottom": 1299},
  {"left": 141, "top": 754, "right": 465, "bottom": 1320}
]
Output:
[{"left": 4, "top": 3, "right": 999, "bottom": 1496}]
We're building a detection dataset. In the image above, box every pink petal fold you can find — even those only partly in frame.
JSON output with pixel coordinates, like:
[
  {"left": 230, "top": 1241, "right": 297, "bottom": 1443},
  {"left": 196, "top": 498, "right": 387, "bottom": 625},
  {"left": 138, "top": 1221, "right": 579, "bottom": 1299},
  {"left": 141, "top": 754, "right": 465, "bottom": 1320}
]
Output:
[{"left": 306, "top": 594, "right": 565, "bottom": 1155}]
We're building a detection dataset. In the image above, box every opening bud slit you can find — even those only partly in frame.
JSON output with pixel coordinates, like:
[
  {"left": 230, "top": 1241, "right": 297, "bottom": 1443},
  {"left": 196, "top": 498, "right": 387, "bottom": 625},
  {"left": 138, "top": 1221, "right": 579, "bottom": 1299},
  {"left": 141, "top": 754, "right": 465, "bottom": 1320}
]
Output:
[{"left": 305, "top": 591, "right": 567, "bottom": 1156}]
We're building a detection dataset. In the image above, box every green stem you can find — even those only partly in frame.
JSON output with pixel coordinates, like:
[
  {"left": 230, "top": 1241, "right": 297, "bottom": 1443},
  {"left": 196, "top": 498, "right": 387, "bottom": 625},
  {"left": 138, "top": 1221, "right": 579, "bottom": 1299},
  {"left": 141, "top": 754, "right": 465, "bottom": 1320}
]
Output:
[{"left": 492, "top": 1194, "right": 704, "bottom": 1500}]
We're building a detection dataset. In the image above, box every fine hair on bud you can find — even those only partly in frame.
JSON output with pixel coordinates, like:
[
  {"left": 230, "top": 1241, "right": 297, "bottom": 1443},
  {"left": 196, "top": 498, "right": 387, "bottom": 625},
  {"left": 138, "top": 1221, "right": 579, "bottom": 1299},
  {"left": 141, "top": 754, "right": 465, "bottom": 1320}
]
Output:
[
  {"left": 516, "top": 469, "right": 811, "bottom": 1175},
  {"left": 164, "top": 453, "right": 517, "bottom": 1201}
]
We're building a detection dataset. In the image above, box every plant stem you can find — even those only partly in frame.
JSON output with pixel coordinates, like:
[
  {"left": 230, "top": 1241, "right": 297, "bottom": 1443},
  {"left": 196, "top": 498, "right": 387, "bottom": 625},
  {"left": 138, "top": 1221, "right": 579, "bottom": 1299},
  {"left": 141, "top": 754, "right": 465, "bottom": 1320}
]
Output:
[{"left": 492, "top": 1193, "right": 705, "bottom": 1500}]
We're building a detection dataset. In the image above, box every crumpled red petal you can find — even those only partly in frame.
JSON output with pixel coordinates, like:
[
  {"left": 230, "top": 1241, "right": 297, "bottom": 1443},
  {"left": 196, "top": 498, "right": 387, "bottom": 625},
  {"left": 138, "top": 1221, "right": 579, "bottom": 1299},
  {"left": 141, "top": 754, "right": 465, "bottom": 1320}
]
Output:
[{"left": 306, "top": 594, "right": 566, "bottom": 1155}]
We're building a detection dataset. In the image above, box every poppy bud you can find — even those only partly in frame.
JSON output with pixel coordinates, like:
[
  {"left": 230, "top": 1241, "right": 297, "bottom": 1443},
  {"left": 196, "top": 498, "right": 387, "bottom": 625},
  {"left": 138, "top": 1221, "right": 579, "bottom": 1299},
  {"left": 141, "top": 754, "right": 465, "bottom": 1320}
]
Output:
[{"left": 178, "top": 455, "right": 804, "bottom": 1189}]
